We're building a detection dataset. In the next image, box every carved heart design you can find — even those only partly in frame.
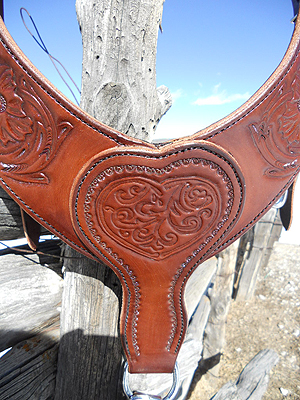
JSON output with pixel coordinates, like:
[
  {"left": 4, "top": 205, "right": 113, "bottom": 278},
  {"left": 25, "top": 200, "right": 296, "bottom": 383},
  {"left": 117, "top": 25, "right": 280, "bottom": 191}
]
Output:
[
  {"left": 72, "top": 143, "right": 244, "bottom": 266},
  {"left": 70, "top": 142, "right": 245, "bottom": 373},
  {"left": 97, "top": 176, "right": 221, "bottom": 260}
]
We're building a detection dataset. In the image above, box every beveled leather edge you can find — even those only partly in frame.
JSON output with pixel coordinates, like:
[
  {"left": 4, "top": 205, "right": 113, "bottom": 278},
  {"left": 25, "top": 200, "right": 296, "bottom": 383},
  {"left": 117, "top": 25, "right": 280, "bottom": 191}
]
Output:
[{"left": 209, "top": 170, "right": 299, "bottom": 259}]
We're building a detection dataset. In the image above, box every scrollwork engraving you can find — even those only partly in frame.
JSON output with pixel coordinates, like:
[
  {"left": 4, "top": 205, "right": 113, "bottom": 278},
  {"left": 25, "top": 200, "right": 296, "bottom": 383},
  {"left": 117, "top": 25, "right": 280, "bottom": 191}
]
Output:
[
  {"left": 99, "top": 177, "right": 218, "bottom": 259},
  {"left": 82, "top": 158, "right": 234, "bottom": 262},
  {"left": 0, "top": 64, "right": 73, "bottom": 183},
  {"left": 250, "top": 71, "right": 300, "bottom": 177}
]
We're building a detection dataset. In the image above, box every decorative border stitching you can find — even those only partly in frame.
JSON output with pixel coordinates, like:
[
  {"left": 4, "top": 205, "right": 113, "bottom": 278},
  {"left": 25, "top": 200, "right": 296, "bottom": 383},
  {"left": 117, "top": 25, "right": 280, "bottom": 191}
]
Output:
[
  {"left": 173, "top": 167, "right": 299, "bottom": 353},
  {"left": 1, "top": 25, "right": 298, "bottom": 360},
  {"left": 73, "top": 145, "right": 244, "bottom": 357},
  {"left": 169, "top": 155, "right": 245, "bottom": 352},
  {"left": 0, "top": 177, "right": 87, "bottom": 255}
]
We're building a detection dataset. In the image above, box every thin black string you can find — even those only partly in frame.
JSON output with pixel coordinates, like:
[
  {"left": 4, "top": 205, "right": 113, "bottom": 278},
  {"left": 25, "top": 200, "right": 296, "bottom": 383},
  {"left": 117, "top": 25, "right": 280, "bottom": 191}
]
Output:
[
  {"left": 20, "top": 7, "right": 81, "bottom": 106},
  {"left": 0, "top": 240, "right": 82, "bottom": 261}
]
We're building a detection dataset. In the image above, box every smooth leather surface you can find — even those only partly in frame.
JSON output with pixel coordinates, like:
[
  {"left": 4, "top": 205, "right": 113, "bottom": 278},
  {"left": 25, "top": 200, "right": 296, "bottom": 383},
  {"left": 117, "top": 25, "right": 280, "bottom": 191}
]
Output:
[{"left": 0, "top": 15, "right": 300, "bottom": 373}]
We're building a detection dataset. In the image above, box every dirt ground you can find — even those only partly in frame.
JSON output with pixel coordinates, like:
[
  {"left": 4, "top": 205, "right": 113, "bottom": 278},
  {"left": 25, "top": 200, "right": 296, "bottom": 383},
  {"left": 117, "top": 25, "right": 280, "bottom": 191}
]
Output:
[{"left": 189, "top": 242, "right": 300, "bottom": 399}]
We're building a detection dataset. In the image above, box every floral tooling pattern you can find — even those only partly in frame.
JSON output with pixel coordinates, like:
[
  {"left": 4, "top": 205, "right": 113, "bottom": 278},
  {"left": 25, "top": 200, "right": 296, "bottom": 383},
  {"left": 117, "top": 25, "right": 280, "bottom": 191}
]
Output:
[
  {"left": 98, "top": 176, "right": 219, "bottom": 260},
  {"left": 249, "top": 71, "right": 300, "bottom": 177},
  {"left": 0, "top": 64, "right": 73, "bottom": 183},
  {"left": 81, "top": 156, "right": 237, "bottom": 263}
]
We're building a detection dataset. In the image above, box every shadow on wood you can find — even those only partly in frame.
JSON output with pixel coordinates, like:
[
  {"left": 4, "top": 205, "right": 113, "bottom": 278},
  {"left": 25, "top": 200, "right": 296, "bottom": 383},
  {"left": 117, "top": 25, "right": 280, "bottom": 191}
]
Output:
[
  {"left": 55, "top": 329, "right": 125, "bottom": 400},
  {"left": 0, "top": 323, "right": 59, "bottom": 400}
]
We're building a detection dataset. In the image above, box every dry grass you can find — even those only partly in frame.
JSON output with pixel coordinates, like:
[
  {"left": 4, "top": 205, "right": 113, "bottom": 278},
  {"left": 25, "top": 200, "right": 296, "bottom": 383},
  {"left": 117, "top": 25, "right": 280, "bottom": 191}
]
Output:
[{"left": 189, "top": 242, "right": 300, "bottom": 399}]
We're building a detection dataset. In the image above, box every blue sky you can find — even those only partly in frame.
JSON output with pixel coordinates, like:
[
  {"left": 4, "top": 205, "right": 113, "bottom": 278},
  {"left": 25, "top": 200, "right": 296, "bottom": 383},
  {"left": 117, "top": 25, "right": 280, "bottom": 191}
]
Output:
[
  {"left": 4, "top": 1, "right": 82, "bottom": 104},
  {"left": 4, "top": 0, "right": 295, "bottom": 139},
  {"left": 3, "top": 1, "right": 300, "bottom": 243},
  {"left": 156, "top": 0, "right": 294, "bottom": 138}
]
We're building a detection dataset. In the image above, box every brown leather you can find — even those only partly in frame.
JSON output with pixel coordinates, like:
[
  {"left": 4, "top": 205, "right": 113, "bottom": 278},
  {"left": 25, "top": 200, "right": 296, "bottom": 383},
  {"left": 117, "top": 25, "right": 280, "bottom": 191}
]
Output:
[
  {"left": 20, "top": 208, "right": 41, "bottom": 251},
  {"left": 0, "top": 15, "right": 299, "bottom": 373}
]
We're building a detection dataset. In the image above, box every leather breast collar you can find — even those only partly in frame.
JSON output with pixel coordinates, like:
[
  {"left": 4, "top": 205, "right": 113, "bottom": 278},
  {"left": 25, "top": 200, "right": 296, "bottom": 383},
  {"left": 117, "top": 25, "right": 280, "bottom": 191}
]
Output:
[{"left": 0, "top": 14, "right": 299, "bottom": 374}]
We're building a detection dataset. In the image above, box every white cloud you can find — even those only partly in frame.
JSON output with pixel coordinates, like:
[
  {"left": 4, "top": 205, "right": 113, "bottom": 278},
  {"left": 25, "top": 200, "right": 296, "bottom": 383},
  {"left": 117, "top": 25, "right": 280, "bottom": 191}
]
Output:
[
  {"left": 171, "top": 88, "right": 184, "bottom": 103},
  {"left": 213, "top": 83, "right": 222, "bottom": 93},
  {"left": 193, "top": 84, "right": 250, "bottom": 106}
]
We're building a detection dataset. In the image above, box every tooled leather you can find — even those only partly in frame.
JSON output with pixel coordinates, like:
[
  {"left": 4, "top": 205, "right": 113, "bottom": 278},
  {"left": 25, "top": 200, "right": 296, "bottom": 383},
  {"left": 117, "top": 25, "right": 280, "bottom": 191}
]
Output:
[
  {"left": 70, "top": 144, "right": 244, "bottom": 372},
  {"left": 0, "top": 15, "right": 300, "bottom": 374}
]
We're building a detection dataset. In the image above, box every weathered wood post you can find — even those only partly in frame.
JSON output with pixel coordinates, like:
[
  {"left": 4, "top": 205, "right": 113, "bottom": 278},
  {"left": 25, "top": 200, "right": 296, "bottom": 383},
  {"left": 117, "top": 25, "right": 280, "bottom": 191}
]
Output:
[{"left": 54, "top": 1, "right": 171, "bottom": 399}]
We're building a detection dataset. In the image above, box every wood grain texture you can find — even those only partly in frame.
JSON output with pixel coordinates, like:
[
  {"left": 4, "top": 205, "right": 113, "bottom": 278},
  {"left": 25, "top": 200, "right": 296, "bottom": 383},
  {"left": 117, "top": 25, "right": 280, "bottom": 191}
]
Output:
[
  {"left": 54, "top": 246, "right": 125, "bottom": 400},
  {"left": 234, "top": 208, "right": 282, "bottom": 301},
  {"left": 0, "top": 253, "right": 62, "bottom": 351},
  {"left": 0, "top": 186, "right": 49, "bottom": 241},
  {"left": 211, "top": 349, "right": 279, "bottom": 400},
  {"left": 0, "top": 323, "right": 59, "bottom": 400},
  {"left": 76, "top": 0, "right": 170, "bottom": 142},
  {"left": 0, "top": 186, "right": 23, "bottom": 240},
  {"left": 185, "top": 257, "right": 217, "bottom": 321},
  {"left": 200, "top": 241, "right": 240, "bottom": 387}
]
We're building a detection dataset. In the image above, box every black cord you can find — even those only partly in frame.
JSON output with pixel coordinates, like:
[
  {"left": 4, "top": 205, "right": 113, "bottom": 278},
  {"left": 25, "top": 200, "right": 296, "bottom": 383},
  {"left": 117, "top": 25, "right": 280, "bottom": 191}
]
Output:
[{"left": 0, "top": 240, "right": 82, "bottom": 261}]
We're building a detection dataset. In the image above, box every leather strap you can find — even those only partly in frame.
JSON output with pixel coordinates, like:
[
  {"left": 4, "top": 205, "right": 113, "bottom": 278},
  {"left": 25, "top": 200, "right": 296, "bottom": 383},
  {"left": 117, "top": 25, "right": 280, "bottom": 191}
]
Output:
[
  {"left": 280, "top": 181, "right": 296, "bottom": 230},
  {"left": 0, "top": 13, "right": 299, "bottom": 373},
  {"left": 20, "top": 208, "right": 41, "bottom": 251}
]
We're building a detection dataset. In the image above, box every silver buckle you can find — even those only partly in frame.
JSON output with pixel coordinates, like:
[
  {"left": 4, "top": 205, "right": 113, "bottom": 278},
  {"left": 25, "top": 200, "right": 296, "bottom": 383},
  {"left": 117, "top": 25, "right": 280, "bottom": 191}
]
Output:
[{"left": 122, "top": 362, "right": 180, "bottom": 400}]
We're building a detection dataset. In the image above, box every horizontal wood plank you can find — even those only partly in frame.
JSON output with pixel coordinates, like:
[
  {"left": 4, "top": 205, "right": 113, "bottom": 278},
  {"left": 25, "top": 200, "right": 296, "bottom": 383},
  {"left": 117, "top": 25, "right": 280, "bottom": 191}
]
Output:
[
  {"left": 0, "top": 252, "right": 62, "bottom": 351},
  {"left": 0, "top": 322, "right": 59, "bottom": 400},
  {"left": 185, "top": 257, "right": 217, "bottom": 320}
]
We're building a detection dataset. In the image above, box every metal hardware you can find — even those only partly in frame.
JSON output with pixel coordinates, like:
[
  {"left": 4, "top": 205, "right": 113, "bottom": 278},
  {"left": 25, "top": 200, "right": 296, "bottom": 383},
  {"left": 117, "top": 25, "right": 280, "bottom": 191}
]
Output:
[
  {"left": 123, "top": 362, "right": 180, "bottom": 400},
  {"left": 127, "top": 394, "right": 162, "bottom": 400}
]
